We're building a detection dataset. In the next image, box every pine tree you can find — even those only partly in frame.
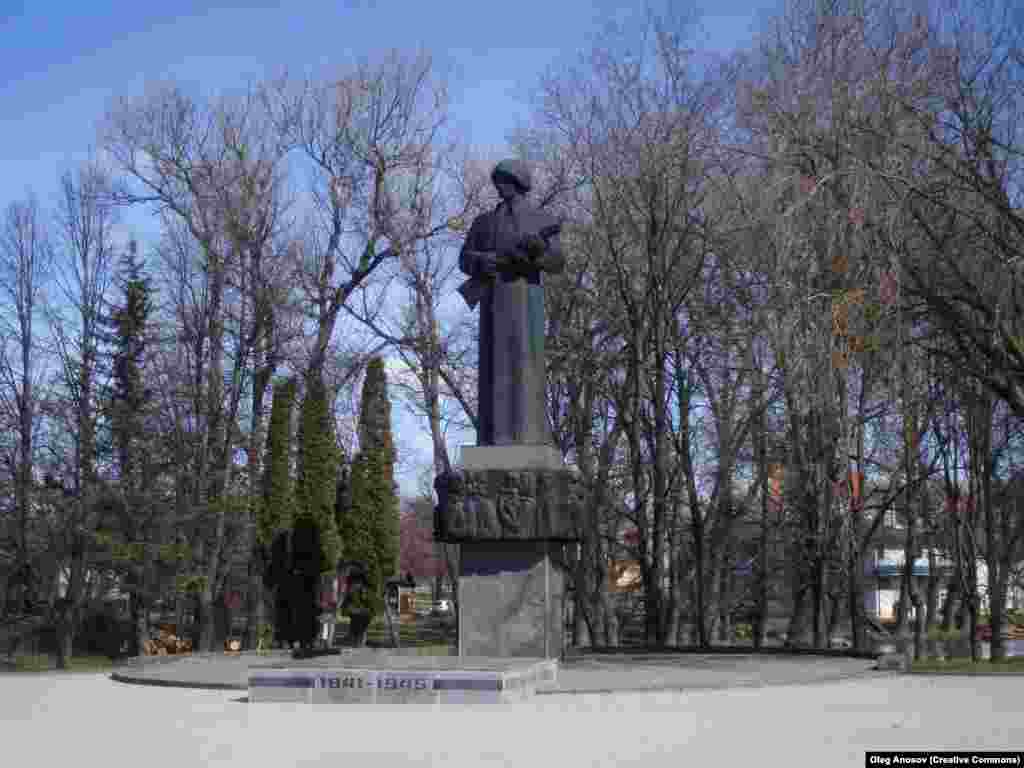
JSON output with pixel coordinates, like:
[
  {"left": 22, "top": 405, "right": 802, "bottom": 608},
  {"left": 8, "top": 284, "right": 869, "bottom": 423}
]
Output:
[
  {"left": 109, "top": 239, "right": 153, "bottom": 489},
  {"left": 104, "top": 238, "right": 159, "bottom": 656},
  {"left": 338, "top": 357, "right": 400, "bottom": 618}
]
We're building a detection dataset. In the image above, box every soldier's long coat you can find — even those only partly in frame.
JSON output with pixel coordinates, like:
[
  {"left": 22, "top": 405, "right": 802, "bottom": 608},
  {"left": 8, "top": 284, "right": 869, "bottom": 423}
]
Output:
[{"left": 459, "top": 200, "right": 564, "bottom": 445}]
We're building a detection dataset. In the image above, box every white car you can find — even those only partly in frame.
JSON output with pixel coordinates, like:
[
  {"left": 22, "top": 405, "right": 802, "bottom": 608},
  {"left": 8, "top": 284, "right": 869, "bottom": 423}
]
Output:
[{"left": 433, "top": 599, "right": 453, "bottom": 613}]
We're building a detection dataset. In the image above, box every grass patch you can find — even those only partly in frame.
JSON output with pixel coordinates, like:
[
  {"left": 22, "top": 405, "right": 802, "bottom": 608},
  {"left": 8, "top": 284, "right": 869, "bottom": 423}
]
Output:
[
  {"left": 911, "top": 656, "right": 1024, "bottom": 674},
  {"left": 10, "top": 654, "right": 113, "bottom": 673},
  {"left": 410, "top": 644, "right": 455, "bottom": 656},
  {"left": 334, "top": 614, "right": 453, "bottom": 647}
]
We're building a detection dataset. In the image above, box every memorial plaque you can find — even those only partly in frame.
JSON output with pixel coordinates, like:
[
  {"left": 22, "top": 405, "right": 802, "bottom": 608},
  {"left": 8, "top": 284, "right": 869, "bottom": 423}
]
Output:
[
  {"left": 249, "top": 670, "right": 315, "bottom": 703},
  {"left": 373, "top": 672, "right": 438, "bottom": 704},
  {"left": 321, "top": 670, "right": 376, "bottom": 704},
  {"left": 248, "top": 656, "right": 554, "bottom": 704},
  {"left": 432, "top": 670, "right": 506, "bottom": 704}
]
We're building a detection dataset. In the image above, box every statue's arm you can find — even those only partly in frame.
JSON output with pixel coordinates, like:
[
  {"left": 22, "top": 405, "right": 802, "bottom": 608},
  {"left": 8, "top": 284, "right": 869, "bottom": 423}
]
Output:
[
  {"left": 539, "top": 231, "right": 565, "bottom": 275},
  {"left": 459, "top": 216, "right": 497, "bottom": 277},
  {"left": 459, "top": 246, "right": 490, "bottom": 277}
]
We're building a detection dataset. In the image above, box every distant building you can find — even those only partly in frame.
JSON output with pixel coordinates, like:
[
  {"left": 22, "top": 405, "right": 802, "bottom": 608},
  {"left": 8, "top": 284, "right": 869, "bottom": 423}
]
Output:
[{"left": 865, "top": 507, "right": 1024, "bottom": 620}]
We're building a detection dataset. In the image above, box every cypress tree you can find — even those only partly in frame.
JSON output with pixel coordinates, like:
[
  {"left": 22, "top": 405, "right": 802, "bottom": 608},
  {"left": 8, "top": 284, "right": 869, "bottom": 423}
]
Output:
[
  {"left": 338, "top": 357, "right": 399, "bottom": 618},
  {"left": 259, "top": 377, "right": 296, "bottom": 546},
  {"left": 296, "top": 372, "right": 341, "bottom": 572}
]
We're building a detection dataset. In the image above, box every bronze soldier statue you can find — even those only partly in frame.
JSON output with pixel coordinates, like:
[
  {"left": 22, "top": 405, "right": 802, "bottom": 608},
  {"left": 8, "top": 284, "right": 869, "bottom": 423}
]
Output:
[{"left": 458, "top": 159, "right": 565, "bottom": 447}]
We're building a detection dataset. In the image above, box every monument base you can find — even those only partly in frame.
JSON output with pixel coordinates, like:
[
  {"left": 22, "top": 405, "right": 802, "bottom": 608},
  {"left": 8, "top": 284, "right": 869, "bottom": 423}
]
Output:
[
  {"left": 248, "top": 654, "right": 557, "bottom": 705},
  {"left": 458, "top": 541, "right": 565, "bottom": 659},
  {"left": 433, "top": 441, "right": 581, "bottom": 663}
]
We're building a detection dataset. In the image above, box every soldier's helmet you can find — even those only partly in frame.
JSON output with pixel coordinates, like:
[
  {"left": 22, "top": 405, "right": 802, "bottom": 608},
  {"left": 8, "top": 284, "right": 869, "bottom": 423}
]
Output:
[{"left": 491, "top": 159, "right": 532, "bottom": 193}]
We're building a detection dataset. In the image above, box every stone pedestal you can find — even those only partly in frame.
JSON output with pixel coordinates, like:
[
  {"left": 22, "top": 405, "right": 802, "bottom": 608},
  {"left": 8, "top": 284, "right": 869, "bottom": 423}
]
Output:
[
  {"left": 434, "top": 444, "right": 585, "bottom": 661},
  {"left": 248, "top": 654, "right": 558, "bottom": 705},
  {"left": 458, "top": 541, "right": 566, "bottom": 659}
]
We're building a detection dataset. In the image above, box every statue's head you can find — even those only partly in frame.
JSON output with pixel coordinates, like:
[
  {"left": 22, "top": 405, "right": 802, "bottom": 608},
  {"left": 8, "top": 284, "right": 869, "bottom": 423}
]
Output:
[{"left": 491, "top": 159, "right": 531, "bottom": 202}]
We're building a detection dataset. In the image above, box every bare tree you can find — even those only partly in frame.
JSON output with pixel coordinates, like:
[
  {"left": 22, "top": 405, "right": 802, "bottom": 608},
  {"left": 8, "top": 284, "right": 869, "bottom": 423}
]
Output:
[
  {"left": 733, "top": 0, "right": 950, "bottom": 648},
  {"left": 0, "top": 195, "right": 52, "bottom": 616},
  {"left": 532, "top": 7, "right": 726, "bottom": 646},
  {"left": 546, "top": 223, "right": 630, "bottom": 648},
  {"left": 42, "top": 162, "right": 118, "bottom": 666},
  {"left": 103, "top": 81, "right": 291, "bottom": 650},
  {"left": 265, "top": 52, "right": 454, "bottom": 389}
]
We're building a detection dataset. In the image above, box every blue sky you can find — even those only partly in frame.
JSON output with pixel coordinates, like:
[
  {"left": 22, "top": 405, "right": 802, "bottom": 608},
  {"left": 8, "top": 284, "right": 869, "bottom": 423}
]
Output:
[{"left": 1, "top": 0, "right": 781, "bottom": 497}]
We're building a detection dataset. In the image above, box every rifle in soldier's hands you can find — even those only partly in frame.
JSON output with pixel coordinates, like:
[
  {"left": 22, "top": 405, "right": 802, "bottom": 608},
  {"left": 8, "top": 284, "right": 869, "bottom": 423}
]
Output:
[{"left": 457, "top": 223, "right": 562, "bottom": 309}]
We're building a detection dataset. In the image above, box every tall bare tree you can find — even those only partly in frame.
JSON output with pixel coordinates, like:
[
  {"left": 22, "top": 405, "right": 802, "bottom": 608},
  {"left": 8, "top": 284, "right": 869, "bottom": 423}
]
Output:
[
  {"left": 0, "top": 195, "right": 52, "bottom": 617},
  {"left": 532, "top": 8, "right": 725, "bottom": 645},
  {"left": 265, "top": 52, "right": 454, "bottom": 388},
  {"left": 104, "top": 81, "right": 291, "bottom": 650},
  {"left": 43, "top": 163, "right": 118, "bottom": 666}
]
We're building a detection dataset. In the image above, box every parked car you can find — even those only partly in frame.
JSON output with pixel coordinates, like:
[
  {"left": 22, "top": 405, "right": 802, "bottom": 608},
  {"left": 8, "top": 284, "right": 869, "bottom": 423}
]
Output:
[{"left": 432, "top": 599, "right": 453, "bottom": 614}]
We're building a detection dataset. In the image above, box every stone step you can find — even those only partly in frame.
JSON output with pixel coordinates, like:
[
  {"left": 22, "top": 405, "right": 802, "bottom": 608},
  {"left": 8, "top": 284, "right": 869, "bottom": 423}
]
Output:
[{"left": 248, "top": 656, "right": 558, "bottom": 705}]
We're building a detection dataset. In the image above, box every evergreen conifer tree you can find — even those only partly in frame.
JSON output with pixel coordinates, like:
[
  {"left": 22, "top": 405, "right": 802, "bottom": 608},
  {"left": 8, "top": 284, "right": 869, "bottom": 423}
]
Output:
[
  {"left": 338, "top": 357, "right": 400, "bottom": 619},
  {"left": 109, "top": 239, "right": 153, "bottom": 489},
  {"left": 296, "top": 372, "right": 341, "bottom": 572},
  {"left": 104, "top": 238, "right": 159, "bottom": 655},
  {"left": 260, "top": 377, "right": 296, "bottom": 547}
]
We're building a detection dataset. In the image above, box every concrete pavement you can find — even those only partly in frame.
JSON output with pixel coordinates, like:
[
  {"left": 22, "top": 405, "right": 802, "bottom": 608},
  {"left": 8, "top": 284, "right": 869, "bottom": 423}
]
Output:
[
  {"left": 0, "top": 667, "right": 1019, "bottom": 767},
  {"left": 107, "top": 649, "right": 882, "bottom": 693}
]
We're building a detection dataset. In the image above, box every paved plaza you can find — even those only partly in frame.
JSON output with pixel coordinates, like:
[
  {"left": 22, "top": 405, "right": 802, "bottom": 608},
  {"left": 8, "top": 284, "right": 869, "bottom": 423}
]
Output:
[
  {"left": 1, "top": 658, "right": 1020, "bottom": 767},
  {"left": 105, "top": 649, "right": 882, "bottom": 692}
]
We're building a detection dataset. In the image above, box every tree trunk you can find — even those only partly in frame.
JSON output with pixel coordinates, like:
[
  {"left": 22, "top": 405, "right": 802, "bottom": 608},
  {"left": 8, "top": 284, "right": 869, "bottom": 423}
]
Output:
[
  {"left": 849, "top": 541, "right": 868, "bottom": 651},
  {"left": 132, "top": 594, "right": 149, "bottom": 656},
  {"left": 811, "top": 559, "right": 825, "bottom": 649},
  {"left": 811, "top": 471, "right": 830, "bottom": 650},
  {"left": 911, "top": 590, "right": 923, "bottom": 661},
  {"left": 574, "top": 601, "right": 591, "bottom": 648},
  {"left": 198, "top": 593, "right": 215, "bottom": 652},
  {"left": 246, "top": 551, "right": 264, "bottom": 650},
  {"left": 602, "top": 593, "right": 620, "bottom": 647},
  {"left": 56, "top": 623, "right": 74, "bottom": 670},
  {"left": 755, "top": 487, "right": 770, "bottom": 650},
  {"left": 174, "top": 593, "right": 186, "bottom": 642},
  {"left": 941, "top": 574, "right": 958, "bottom": 632},
  {"left": 897, "top": 479, "right": 918, "bottom": 640},
  {"left": 666, "top": 578, "right": 684, "bottom": 647},
  {"left": 786, "top": 581, "right": 808, "bottom": 647},
  {"left": 825, "top": 589, "right": 842, "bottom": 643},
  {"left": 215, "top": 595, "right": 231, "bottom": 650},
  {"left": 717, "top": 555, "right": 738, "bottom": 644},
  {"left": 990, "top": 563, "right": 1006, "bottom": 661},
  {"left": 705, "top": 545, "right": 725, "bottom": 645},
  {"left": 246, "top": 346, "right": 273, "bottom": 651},
  {"left": 968, "top": 593, "right": 979, "bottom": 661},
  {"left": 580, "top": 589, "right": 600, "bottom": 647},
  {"left": 925, "top": 549, "right": 939, "bottom": 632},
  {"left": 56, "top": 546, "right": 87, "bottom": 669}
]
